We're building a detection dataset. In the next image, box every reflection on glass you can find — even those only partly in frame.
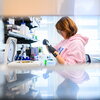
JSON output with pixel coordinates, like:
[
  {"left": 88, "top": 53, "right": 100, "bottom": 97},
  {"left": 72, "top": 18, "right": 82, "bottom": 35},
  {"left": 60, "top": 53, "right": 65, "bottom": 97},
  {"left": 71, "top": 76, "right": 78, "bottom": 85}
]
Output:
[
  {"left": 55, "top": 67, "right": 89, "bottom": 99},
  {"left": 0, "top": 64, "right": 100, "bottom": 99}
]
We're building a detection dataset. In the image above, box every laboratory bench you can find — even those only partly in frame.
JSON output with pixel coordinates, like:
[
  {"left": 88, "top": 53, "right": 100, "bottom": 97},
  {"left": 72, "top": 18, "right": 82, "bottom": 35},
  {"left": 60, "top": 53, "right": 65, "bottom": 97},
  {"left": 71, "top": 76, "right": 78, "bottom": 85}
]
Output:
[{"left": 0, "top": 64, "right": 100, "bottom": 100}]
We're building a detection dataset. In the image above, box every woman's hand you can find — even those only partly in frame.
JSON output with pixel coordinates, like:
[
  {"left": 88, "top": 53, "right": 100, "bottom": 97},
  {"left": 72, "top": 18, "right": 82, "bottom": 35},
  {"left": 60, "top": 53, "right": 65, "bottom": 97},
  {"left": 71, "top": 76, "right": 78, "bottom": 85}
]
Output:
[
  {"left": 54, "top": 51, "right": 65, "bottom": 64},
  {"left": 43, "top": 39, "right": 65, "bottom": 64},
  {"left": 47, "top": 46, "right": 65, "bottom": 64},
  {"left": 47, "top": 45, "right": 56, "bottom": 54}
]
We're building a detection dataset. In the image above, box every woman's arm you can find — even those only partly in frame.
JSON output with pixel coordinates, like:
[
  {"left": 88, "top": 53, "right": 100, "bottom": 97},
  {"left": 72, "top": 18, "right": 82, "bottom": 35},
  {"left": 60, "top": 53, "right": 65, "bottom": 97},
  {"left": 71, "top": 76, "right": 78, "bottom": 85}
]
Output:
[
  {"left": 54, "top": 51, "right": 65, "bottom": 64},
  {"left": 46, "top": 45, "right": 66, "bottom": 64}
]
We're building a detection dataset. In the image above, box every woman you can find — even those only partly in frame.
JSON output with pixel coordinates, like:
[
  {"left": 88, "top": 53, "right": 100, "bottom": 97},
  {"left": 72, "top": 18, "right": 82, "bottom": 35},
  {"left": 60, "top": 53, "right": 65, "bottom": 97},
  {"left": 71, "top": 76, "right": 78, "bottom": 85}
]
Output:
[
  {"left": 44, "top": 16, "right": 89, "bottom": 99},
  {"left": 46, "top": 16, "right": 88, "bottom": 64}
]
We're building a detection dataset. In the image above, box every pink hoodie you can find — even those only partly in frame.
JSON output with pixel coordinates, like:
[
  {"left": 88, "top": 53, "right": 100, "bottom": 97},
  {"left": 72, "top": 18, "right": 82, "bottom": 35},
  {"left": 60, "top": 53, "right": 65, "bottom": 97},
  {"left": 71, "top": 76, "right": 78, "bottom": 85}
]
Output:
[
  {"left": 54, "top": 34, "right": 89, "bottom": 83},
  {"left": 54, "top": 34, "right": 88, "bottom": 64}
]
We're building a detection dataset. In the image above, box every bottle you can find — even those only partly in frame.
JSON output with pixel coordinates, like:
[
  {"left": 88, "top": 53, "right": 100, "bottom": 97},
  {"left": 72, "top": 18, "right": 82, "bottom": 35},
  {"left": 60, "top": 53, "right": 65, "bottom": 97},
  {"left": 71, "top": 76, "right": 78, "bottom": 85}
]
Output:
[{"left": 20, "top": 22, "right": 26, "bottom": 35}]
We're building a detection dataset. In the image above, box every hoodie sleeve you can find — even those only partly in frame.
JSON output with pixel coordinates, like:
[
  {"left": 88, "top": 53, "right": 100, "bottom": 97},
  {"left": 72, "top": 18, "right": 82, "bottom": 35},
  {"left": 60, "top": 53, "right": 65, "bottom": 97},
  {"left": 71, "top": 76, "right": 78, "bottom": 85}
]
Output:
[{"left": 63, "top": 40, "right": 86, "bottom": 64}]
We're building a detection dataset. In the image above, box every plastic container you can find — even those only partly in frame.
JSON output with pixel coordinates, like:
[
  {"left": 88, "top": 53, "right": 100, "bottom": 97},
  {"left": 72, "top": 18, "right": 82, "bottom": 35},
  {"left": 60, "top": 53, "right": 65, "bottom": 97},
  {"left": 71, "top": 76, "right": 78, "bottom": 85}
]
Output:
[{"left": 20, "top": 22, "right": 26, "bottom": 35}]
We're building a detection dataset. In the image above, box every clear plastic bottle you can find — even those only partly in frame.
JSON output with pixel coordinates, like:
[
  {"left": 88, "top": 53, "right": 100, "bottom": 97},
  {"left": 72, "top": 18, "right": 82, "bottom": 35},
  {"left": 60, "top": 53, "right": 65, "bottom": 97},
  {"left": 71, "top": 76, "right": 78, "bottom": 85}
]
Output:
[{"left": 20, "top": 22, "right": 26, "bottom": 35}]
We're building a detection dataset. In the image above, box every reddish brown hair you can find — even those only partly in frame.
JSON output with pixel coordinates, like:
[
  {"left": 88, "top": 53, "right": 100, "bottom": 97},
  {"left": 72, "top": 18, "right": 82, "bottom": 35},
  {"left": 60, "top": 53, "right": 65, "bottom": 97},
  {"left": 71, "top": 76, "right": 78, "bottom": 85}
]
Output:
[{"left": 55, "top": 17, "right": 78, "bottom": 38}]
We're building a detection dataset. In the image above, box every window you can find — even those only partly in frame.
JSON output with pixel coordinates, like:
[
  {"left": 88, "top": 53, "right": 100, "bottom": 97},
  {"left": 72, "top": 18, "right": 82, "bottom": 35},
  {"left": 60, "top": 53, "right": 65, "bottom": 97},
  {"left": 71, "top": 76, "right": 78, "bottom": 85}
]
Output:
[{"left": 75, "top": 16, "right": 100, "bottom": 55}]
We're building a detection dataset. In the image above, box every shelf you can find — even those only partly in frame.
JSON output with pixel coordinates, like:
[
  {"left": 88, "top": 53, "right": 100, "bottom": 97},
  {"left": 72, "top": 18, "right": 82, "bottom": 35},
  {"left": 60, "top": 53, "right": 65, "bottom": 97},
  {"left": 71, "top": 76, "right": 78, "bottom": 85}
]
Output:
[{"left": 7, "top": 31, "right": 37, "bottom": 44}]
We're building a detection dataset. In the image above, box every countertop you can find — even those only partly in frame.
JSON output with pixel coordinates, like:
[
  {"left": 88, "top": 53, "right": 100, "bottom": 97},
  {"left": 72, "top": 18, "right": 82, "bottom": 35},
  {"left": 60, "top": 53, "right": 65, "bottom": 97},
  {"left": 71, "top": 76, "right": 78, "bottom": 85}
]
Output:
[{"left": 0, "top": 64, "right": 100, "bottom": 100}]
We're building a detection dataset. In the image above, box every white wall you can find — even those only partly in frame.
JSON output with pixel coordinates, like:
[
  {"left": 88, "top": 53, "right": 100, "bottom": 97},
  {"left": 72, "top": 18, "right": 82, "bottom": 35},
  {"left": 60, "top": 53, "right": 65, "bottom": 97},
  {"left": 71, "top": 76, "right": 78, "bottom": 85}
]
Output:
[
  {"left": 75, "top": 0, "right": 100, "bottom": 15},
  {"left": 57, "top": 0, "right": 100, "bottom": 15},
  {"left": 57, "top": 0, "right": 75, "bottom": 15}
]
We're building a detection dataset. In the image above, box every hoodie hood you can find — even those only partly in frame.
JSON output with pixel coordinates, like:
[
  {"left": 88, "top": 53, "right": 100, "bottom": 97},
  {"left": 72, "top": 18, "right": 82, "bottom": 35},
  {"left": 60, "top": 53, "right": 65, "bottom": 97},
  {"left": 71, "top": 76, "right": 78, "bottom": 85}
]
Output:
[{"left": 69, "top": 34, "right": 88, "bottom": 45}]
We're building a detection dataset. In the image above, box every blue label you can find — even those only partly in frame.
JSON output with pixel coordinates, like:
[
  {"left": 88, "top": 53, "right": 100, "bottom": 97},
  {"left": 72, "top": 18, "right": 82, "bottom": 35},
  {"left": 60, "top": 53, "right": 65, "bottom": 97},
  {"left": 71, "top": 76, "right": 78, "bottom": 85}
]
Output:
[{"left": 57, "top": 47, "right": 64, "bottom": 54}]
